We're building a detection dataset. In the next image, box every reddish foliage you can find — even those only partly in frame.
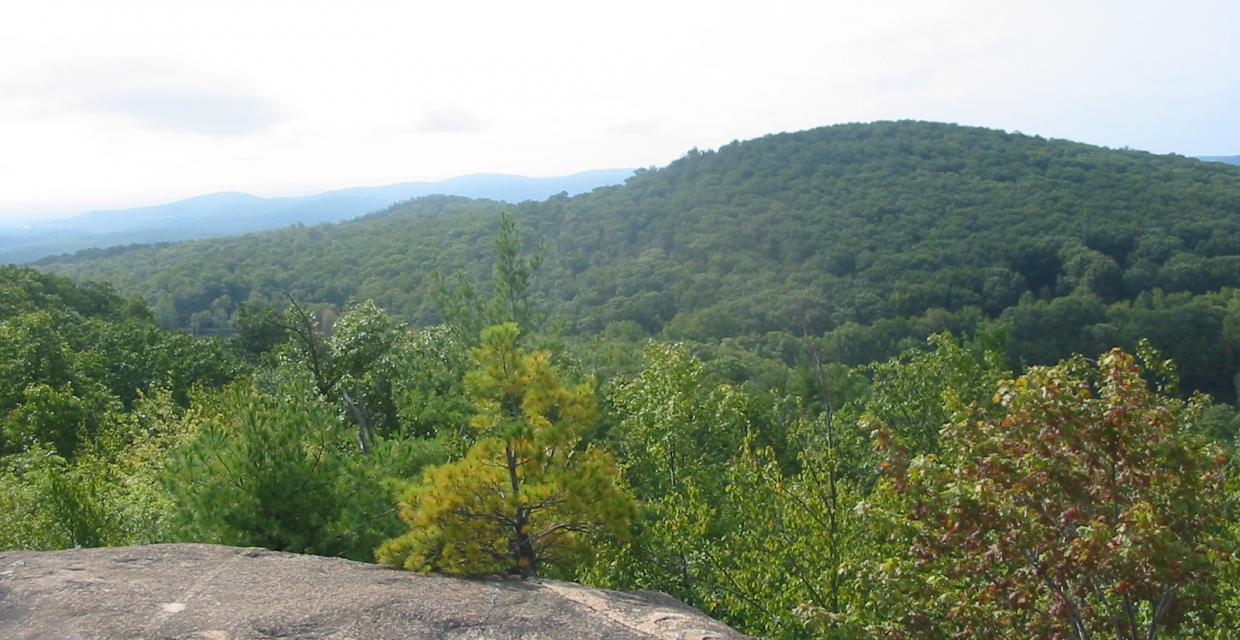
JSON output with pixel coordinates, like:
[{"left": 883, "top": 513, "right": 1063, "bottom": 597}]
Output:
[{"left": 880, "top": 349, "right": 1230, "bottom": 639}]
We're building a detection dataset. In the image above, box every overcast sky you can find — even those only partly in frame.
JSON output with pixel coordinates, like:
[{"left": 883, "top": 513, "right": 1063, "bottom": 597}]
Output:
[{"left": 1, "top": 0, "right": 1238, "bottom": 223}]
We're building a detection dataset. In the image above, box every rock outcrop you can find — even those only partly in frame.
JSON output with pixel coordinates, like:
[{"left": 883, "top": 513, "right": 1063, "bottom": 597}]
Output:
[{"left": 0, "top": 544, "right": 748, "bottom": 639}]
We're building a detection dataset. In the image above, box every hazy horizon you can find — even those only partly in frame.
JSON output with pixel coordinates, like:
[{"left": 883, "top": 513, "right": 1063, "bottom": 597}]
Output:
[
  {"left": 3, "top": 0, "right": 1238, "bottom": 223},
  {"left": 0, "top": 167, "right": 636, "bottom": 228}
]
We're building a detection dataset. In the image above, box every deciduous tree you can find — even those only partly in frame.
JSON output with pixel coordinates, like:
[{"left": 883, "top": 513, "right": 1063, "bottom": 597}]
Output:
[{"left": 872, "top": 348, "right": 1233, "bottom": 639}]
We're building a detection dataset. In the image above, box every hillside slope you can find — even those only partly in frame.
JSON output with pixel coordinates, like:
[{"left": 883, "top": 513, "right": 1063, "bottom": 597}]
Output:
[{"left": 38, "top": 121, "right": 1240, "bottom": 396}]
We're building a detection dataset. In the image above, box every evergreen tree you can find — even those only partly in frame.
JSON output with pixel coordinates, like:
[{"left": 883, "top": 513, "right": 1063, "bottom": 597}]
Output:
[{"left": 378, "top": 323, "right": 634, "bottom": 577}]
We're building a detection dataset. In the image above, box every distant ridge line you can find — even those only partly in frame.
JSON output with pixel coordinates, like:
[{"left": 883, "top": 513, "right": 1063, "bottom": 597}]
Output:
[{"left": 0, "top": 169, "right": 634, "bottom": 263}]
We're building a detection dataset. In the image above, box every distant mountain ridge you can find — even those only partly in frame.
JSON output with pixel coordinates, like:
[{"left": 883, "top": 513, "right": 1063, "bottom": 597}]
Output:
[
  {"left": 0, "top": 169, "right": 634, "bottom": 263},
  {"left": 1199, "top": 155, "right": 1240, "bottom": 166},
  {"left": 36, "top": 120, "right": 1240, "bottom": 400}
]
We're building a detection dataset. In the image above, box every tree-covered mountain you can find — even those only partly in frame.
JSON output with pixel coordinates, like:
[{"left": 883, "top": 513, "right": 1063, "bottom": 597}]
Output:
[
  {"left": 0, "top": 169, "right": 633, "bottom": 263},
  {"left": 5, "top": 195, "right": 1239, "bottom": 637},
  {"left": 36, "top": 121, "right": 1240, "bottom": 398}
]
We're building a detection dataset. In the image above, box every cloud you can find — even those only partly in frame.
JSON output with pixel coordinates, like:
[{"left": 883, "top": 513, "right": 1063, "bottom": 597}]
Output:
[
  {"left": 607, "top": 119, "right": 662, "bottom": 136},
  {"left": 0, "top": 61, "right": 283, "bottom": 137},
  {"left": 83, "top": 88, "right": 282, "bottom": 136},
  {"left": 417, "top": 106, "right": 485, "bottom": 134}
]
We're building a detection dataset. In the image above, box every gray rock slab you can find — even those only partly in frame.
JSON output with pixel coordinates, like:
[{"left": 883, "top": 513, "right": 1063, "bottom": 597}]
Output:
[{"left": 0, "top": 543, "right": 749, "bottom": 639}]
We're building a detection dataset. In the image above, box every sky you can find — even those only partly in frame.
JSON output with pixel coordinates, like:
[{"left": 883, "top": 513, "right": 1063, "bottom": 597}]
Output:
[{"left": 1, "top": 0, "right": 1238, "bottom": 223}]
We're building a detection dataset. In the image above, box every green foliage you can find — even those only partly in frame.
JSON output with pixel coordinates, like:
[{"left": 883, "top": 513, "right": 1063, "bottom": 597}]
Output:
[
  {"left": 594, "top": 336, "right": 1008, "bottom": 638},
  {"left": 163, "top": 377, "right": 349, "bottom": 555},
  {"left": 0, "top": 268, "right": 239, "bottom": 457},
  {"left": 273, "top": 298, "right": 406, "bottom": 449},
  {"left": 323, "top": 299, "right": 404, "bottom": 443},
  {"left": 591, "top": 343, "right": 862, "bottom": 637},
  {"left": 0, "top": 446, "right": 111, "bottom": 549},
  {"left": 0, "top": 264, "right": 131, "bottom": 320},
  {"left": 162, "top": 373, "right": 446, "bottom": 561},
  {"left": 490, "top": 212, "right": 545, "bottom": 332},
  {"left": 329, "top": 299, "right": 403, "bottom": 384},
  {"left": 390, "top": 325, "right": 473, "bottom": 440},
  {"left": 331, "top": 433, "right": 453, "bottom": 560},
  {"left": 36, "top": 122, "right": 1240, "bottom": 398},
  {"left": 2, "top": 383, "right": 95, "bottom": 459},
  {"left": 0, "top": 388, "right": 194, "bottom": 550},
  {"left": 231, "top": 302, "right": 288, "bottom": 357},
  {"left": 591, "top": 343, "right": 752, "bottom": 610},
  {"left": 714, "top": 440, "right": 868, "bottom": 638},
  {"left": 431, "top": 211, "right": 546, "bottom": 346},
  {"left": 378, "top": 323, "right": 635, "bottom": 577},
  {"left": 610, "top": 343, "right": 750, "bottom": 501},
  {"left": 843, "top": 333, "right": 1009, "bottom": 467},
  {"left": 1000, "top": 289, "right": 1240, "bottom": 401}
]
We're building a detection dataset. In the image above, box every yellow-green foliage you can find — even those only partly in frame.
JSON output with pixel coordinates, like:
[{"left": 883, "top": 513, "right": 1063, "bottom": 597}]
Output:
[
  {"left": 0, "top": 388, "right": 189, "bottom": 550},
  {"left": 378, "top": 323, "right": 635, "bottom": 577}
]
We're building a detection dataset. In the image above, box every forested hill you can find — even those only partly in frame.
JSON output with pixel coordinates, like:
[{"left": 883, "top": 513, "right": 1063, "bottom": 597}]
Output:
[{"left": 37, "top": 121, "right": 1240, "bottom": 398}]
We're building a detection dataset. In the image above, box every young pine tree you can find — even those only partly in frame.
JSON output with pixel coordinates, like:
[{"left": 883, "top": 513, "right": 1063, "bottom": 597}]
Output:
[{"left": 378, "top": 323, "right": 634, "bottom": 578}]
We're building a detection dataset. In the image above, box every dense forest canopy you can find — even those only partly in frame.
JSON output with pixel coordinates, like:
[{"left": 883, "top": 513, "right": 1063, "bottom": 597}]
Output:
[
  {"left": 36, "top": 121, "right": 1240, "bottom": 400},
  {"left": 7, "top": 121, "right": 1240, "bottom": 638},
  {"left": 2, "top": 259, "right": 1236, "bottom": 639}
]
